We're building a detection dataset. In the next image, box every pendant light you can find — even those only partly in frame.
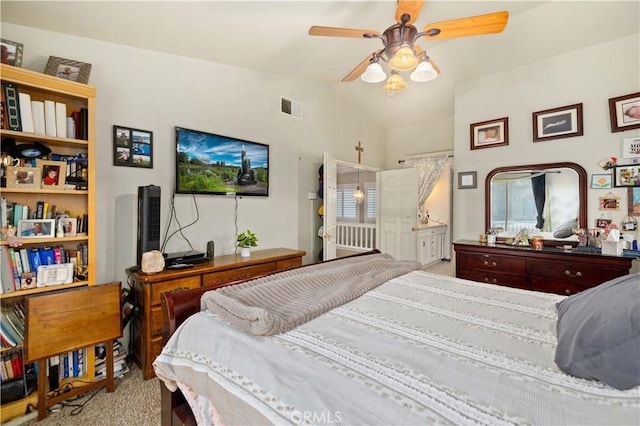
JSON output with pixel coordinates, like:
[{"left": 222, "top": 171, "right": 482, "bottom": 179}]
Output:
[{"left": 353, "top": 168, "right": 364, "bottom": 204}]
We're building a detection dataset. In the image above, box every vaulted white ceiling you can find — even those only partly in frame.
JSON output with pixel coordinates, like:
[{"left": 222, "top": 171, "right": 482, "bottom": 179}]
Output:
[{"left": 2, "top": 1, "right": 638, "bottom": 129}]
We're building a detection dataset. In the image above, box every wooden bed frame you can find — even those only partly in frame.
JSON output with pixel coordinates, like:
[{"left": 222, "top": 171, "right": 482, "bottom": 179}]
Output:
[{"left": 159, "top": 250, "right": 380, "bottom": 426}]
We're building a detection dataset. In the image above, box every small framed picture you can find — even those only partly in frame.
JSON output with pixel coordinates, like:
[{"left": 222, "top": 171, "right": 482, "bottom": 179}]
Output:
[
  {"left": 469, "top": 117, "right": 508, "bottom": 150},
  {"left": 60, "top": 217, "right": 77, "bottom": 237},
  {"left": 533, "top": 103, "right": 583, "bottom": 142},
  {"left": 628, "top": 188, "right": 640, "bottom": 216},
  {"left": 44, "top": 56, "right": 92, "bottom": 84},
  {"left": 621, "top": 137, "right": 640, "bottom": 159},
  {"left": 613, "top": 165, "right": 640, "bottom": 187},
  {"left": 113, "top": 125, "right": 153, "bottom": 168},
  {"left": 1, "top": 38, "right": 23, "bottom": 67},
  {"left": 591, "top": 174, "right": 612, "bottom": 189},
  {"left": 5, "top": 166, "right": 41, "bottom": 189},
  {"left": 458, "top": 171, "right": 477, "bottom": 189},
  {"left": 599, "top": 194, "right": 619, "bottom": 211},
  {"left": 608, "top": 92, "right": 640, "bottom": 133},
  {"left": 18, "top": 219, "right": 56, "bottom": 238},
  {"left": 36, "top": 159, "right": 67, "bottom": 189}
]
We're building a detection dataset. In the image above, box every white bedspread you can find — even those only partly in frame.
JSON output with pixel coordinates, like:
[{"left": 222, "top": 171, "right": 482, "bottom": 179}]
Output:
[{"left": 154, "top": 270, "right": 640, "bottom": 425}]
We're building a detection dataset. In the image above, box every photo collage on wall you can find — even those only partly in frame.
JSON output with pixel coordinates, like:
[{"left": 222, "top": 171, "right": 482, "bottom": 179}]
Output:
[{"left": 113, "top": 125, "right": 153, "bottom": 169}]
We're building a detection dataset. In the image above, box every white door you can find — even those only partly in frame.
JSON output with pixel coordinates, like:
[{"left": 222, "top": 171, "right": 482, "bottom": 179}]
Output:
[
  {"left": 322, "top": 152, "right": 337, "bottom": 260},
  {"left": 377, "top": 168, "right": 418, "bottom": 260}
]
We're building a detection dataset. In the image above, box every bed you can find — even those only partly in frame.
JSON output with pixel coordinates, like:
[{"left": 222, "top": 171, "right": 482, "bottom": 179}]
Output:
[{"left": 154, "top": 251, "right": 639, "bottom": 426}]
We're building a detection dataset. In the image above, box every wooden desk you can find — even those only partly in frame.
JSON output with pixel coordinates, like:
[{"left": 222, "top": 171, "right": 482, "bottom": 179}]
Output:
[
  {"left": 128, "top": 248, "right": 305, "bottom": 379},
  {"left": 453, "top": 240, "right": 635, "bottom": 295}
]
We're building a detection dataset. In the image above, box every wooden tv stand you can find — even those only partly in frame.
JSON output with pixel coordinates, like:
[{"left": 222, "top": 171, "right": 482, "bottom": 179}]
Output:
[
  {"left": 453, "top": 240, "right": 635, "bottom": 295},
  {"left": 128, "top": 247, "right": 305, "bottom": 379}
]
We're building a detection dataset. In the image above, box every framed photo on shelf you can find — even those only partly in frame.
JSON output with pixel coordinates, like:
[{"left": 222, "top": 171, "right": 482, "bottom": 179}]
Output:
[
  {"left": 613, "top": 165, "right": 640, "bottom": 187},
  {"left": 469, "top": 117, "right": 508, "bottom": 150},
  {"left": 61, "top": 217, "right": 77, "bottom": 237},
  {"left": 5, "top": 166, "right": 41, "bottom": 189},
  {"left": 628, "top": 187, "right": 640, "bottom": 216},
  {"left": 17, "top": 219, "right": 56, "bottom": 238},
  {"left": 532, "top": 103, "right": 583, "bottom": 142},
  {"left": 113, "top": 125, "right": 153, "bottom": 168},
  {"left": 44, "top": 56, "right": 92, "bottom": 84},
  {"left": 608, "top": 92, "right": 640, "bottom": 133},
  {"left": 36, "top": 159, "right": 67, "bottom": 189},
  {"left": 457, "top": 171, "right": 477, "bottom": 189},
  {"left": 1, "top": 38, "right": 24, "bottom": 67},
  {"left": 591, "top": 173, "right": 612, "bottom": 189}
]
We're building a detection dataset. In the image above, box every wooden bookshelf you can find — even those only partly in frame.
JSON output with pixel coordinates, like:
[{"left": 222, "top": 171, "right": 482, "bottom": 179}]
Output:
[{"left": 0, "top": 63, "right": 98, "bottom": 423}]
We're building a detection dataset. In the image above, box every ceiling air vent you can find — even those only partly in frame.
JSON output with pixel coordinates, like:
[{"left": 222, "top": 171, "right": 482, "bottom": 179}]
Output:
[{"left": 281, "top": 97, "right": 302, "bottom": 119}]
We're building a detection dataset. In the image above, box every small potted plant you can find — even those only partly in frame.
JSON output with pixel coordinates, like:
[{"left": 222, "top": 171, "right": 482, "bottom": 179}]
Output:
[{"left": 236, "top": 229, "right": 258, "bottom": 257}]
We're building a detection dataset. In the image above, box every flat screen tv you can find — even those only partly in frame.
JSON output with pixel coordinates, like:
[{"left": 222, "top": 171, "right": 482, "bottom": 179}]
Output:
[{"left": 175, "top": 127, "right": 269, "bottom": 196}]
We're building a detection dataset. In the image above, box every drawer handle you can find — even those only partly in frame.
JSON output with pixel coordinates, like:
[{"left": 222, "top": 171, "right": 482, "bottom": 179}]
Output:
[
  {"left": 565, "top": 289, "right": 572, "bottom": 296},
  {"left": 483, "top": 261, "right": 497, "bottom": 267},
  {"left": 564, "top": 270, "right": 582, "bottom": 278},
  {"left": 484, "top": 277, "right": 497, "bottom": 284}
]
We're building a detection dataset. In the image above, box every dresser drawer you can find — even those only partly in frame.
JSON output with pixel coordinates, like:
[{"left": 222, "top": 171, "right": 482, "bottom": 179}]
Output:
[
  {"left": 457, "top": 269, "right": 529, "bottom": 290},
  {"left": 276, "top": 257, "right": 302, "bottom": 271},
  {"left": 530, "top": 261, "right": 624, "bottom": 287},
  {"left": 531, "top": 278, "right": 590, "bottom": 296},
  {"left": 457, "top": 252, "right": 527, "bottom": 274},
  {"left": 150, "top": 276, "right": 201, "bottom": 306},
  {"left": 203, "top": 263, "right": 276, "bottom": 286}
]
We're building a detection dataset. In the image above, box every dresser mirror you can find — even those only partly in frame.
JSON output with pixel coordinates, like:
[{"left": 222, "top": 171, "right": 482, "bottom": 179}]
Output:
[{"left": 485, "top": 162, "right": 587, "bottom": 243}]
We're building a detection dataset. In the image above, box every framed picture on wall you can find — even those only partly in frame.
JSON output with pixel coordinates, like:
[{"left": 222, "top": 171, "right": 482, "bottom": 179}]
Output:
[
  {"left": 613, "top": 165, "right": 640, "bottom": 187},
  {"left": 113, "top": 125, "right": 153, "bottom": 168},
  {"left": 608, "top": 92, "right": 640, "bottom": 133},
  {"left": 457, "top": 171, "right": 477, "bottom": 189},
  {"left": 469, "top": 117, "right": 508, "bottom": 150},
  {"left": 591, "top": 174, "right": 612, "bottom": 189},
  {"left": 532, "top": 103, "right": 583, "bottom": 142},
  {"left": 621, "top": 137, "right": 640, "bottom": 159},
  {"left": 629, "top": 187, "right": 640, "bottom": 216}
]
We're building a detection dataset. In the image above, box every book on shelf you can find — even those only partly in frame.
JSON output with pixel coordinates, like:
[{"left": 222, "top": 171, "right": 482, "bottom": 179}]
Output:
[
  {"left": 31, "top": 100, "right": 45, "bottom": 135},
  {"left": 55, "top": 102, "right": 67, "bottom": 138},
  {"left": 44, "top": 99, "right": 57, "bottom": 137},
  {"left": 17, "top": 92, "right": 34, "bottom": 133}
]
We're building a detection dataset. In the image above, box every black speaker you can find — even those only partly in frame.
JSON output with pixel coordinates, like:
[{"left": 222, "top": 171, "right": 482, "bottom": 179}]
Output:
[
  {"left": 137, "top": 185, "right": 161, "bottom": 265},
  {"left": 206, "top": 241, "right": 215, "bottom": 259}
]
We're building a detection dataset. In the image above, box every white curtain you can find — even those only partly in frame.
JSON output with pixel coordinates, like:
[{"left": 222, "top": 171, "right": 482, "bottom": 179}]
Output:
[{"left": 403, "top": 154, "right": 449, "bottom": 219}]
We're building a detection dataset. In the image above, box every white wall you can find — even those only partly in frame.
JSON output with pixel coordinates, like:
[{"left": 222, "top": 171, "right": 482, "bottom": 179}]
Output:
[
  {"left": 1, "top": 23, "right": 387, "bottom": 287},
  {"left": 453, "top": 34, "right": 640, "bottom": 242}
]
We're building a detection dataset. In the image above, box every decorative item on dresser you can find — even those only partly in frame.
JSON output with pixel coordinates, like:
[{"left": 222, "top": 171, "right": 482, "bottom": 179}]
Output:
[
  {"left": 127, "top": 247, "right": 305, "bottom": 379},
  {"left": 453, "top": 240, "right": 635, "bottom": 295}
]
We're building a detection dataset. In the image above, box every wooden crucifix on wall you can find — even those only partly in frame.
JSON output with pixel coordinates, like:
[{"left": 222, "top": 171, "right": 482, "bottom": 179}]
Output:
[{"left": 355, "top": 141, "right": 364, "bottom": 164}]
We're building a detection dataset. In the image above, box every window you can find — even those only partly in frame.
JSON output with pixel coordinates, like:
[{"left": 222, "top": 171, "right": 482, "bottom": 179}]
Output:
[
  {"left": 365, "top": 182, "right": 376, "bottom": 223},
  {"left": 337, "top": 184, "right": 358, "bottom": 222}
]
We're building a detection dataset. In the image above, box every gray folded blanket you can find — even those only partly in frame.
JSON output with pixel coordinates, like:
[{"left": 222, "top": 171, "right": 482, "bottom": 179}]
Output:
[{"left": 201, "top": 253, "right": 422, "bottom": 336}]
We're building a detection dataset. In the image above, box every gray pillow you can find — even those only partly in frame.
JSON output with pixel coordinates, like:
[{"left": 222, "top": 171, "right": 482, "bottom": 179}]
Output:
[
  {"left": 553, "top": 219, "right": 577, "bottom": 238},
  {"left": 555, "top": 273, "right": 640, "bottom": 390}
]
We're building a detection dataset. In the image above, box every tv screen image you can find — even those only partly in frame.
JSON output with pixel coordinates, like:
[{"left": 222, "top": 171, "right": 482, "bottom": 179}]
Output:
[{"left": 175, "top": 127, "right": 269, "bottom": 196}]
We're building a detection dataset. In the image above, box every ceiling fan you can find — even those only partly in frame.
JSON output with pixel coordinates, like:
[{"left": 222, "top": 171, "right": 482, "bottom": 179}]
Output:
[{"left": 308, "top": 0, "right": 509, "bottom": 93}]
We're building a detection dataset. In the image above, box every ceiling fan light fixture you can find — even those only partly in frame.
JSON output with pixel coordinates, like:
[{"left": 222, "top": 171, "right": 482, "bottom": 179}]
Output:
[
  {"left": 383, "top": 72, "right": 407, "bottom": 93},
  {"left": 388, "top": 45, "right": 418, "bottom": 71},
  {"left": 361, "top": 62, "right": 387, "bottom": 83},
  {"left": 410, "top": 60, "right": 438, "bottom": 82}
]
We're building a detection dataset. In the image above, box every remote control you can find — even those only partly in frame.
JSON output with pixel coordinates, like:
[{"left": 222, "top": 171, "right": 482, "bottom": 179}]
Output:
[{"left": 167, "top": 263, "right": 194, "bottom": 269}]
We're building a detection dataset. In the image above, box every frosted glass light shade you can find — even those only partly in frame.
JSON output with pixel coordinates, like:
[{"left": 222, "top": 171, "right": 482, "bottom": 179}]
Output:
[
  {"left": 410, "top": 60, "right": 438, "bottom": 82},
  {"left": 353, "top": 187, "right": 365, "bottom": 204},
  {"left": 383, "top": 73, "right": 407, "bottom": 93},
  {"left": 388, "top": 46, "right": 418, "bottom": 71},
  {"left": 361, "top": 62, "right": 387, "bottom": 83}
]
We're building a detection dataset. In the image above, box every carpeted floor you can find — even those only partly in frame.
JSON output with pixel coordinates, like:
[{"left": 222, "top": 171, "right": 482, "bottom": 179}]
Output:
[
  {"left": 7, "top": 260, "right": 453, "bottom": 426},
  {"left": 9, "top": 362, "right": 160, "bottom": 426}
]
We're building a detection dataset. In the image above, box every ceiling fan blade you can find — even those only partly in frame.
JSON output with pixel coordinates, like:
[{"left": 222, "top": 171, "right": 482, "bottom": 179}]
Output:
[
  {"left": 423, "top": 11, "right": 509, "bottom": 40},
  {"left": 309, "top": 26, "right": 379, "bottom": 38},
  {"left": 342, "top": 53, "right": 378, "bottom": 82},
  {"left": 395, "top": 0, "right": 425, "bottom": 25}
]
